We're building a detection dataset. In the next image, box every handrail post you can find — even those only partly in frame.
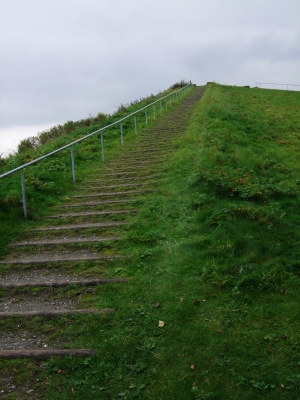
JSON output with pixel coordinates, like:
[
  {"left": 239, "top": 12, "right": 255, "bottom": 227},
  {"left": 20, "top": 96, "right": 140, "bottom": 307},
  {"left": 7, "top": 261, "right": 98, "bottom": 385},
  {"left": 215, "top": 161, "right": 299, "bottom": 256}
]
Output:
[
  {"left": 120, "top": 123, "right": 124, "bottom": 146},
  {"left": 134, "top": 114, "right": 137, "bottom": 134},
  {"left": 21, "top": 171, "right": 27, "bottom": 219},
  {"left": 145, "top": 109, "right": 148, "bottom": 126},
  {"left": 71, "top": 148, "right": 76, "bottom": 184},
  {"left": 160, "top": 101, "right": 162, "bottom": 115},
  {"left": 100, "top": 134, "right": 105, "bottom": 161},
  {"left": 153, "top": 105, "right": 156, "bottom": 120},
  {"left": 165, "top": 100, "right": 168, "bottom": 110}
]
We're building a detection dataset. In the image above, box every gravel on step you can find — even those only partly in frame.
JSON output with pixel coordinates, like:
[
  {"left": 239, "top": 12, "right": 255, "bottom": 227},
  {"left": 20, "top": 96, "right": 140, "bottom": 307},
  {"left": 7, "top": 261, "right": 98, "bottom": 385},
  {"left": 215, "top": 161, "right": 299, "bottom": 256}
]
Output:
[
  {"left": 0, "top": 293, "right": 80, "bottom": 313},
  {"left": 9, "top": 235, "right": 120, "bottom": 247},
  {"left": 0, "top": 269, "right": 100, "bottom": 284},
  {"left": 0, "top": 331, "right": 63, "bottom": 350}
]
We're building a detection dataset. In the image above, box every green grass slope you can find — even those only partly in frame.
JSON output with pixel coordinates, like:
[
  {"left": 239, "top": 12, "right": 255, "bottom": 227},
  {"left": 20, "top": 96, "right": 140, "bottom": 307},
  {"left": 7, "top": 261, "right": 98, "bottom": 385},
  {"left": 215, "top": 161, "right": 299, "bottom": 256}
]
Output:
[
  {"left": 124, "top": 83, "right": 300, "bottom": 399},
  {"left": 1, "top": 83, "right": 300, "bottom": 399}
]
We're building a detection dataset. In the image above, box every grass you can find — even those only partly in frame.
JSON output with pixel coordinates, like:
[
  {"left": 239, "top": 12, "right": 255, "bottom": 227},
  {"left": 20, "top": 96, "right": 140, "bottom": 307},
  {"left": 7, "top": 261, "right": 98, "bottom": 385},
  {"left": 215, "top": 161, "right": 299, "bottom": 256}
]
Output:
[{"left": 1, "top": 83, "right": 300, "bottom": 399}]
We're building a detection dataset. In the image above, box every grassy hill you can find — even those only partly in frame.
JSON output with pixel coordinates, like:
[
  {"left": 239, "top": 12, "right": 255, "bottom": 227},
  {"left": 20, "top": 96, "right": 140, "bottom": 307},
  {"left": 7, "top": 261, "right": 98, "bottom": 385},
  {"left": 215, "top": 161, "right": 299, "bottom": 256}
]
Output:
[{"left": 1, "top": 83, "right": 300, "bottom": 399}]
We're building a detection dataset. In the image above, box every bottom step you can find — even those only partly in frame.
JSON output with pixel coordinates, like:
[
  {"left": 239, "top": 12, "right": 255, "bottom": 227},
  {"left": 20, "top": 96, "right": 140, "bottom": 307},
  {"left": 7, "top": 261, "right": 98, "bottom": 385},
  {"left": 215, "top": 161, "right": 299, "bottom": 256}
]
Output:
[
  {"left": 0, "top": 309, "right": 115, "bottom": 318},
  {"left": 0, "top": 278, "right": 128, "bottom": 289},
  {"left": 0, "top": 349, "right": 96, "bottom": 359}
]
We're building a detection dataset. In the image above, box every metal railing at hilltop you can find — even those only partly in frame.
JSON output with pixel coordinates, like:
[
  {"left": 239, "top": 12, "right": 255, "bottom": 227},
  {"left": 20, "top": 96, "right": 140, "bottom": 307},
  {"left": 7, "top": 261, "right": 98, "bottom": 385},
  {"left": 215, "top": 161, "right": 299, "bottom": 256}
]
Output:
[
  {"left": 255, "top": 82, "right": 300, "bottom": 91},
  {"left": 0, "top": 82, "right": 193, "bottom": 218}
]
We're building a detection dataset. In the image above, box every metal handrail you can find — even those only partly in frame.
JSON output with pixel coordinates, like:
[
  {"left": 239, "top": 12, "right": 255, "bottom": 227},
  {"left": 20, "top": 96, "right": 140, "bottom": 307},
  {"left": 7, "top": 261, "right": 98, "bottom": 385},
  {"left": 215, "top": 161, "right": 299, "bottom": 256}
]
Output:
[
  {"left": 255, "top": 82, "right": 300, "bottom": 90},
  {"left": 0, "top": 81, "right": 193, "bottom": 218},
  {"left": 0, "top": 82, "right": 192, "bottom": 180}
]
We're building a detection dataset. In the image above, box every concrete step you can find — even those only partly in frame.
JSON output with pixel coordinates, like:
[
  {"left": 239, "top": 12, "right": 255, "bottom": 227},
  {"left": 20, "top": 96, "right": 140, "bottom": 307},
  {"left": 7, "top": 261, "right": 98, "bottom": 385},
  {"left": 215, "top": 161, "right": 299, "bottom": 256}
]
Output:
[
  {"left": 0, "top": 278, "right": 128, "bottom": 288},
  {"left": 74, "top": 182, "right": 156, "bottom": 191},
  {"left": 86, "top": 176, "right": 158, "bottom": 184},
  {"left": 0, "top": 349, "right": 96, "bottom": 359},
  {"left": 0, "top": 308, "right": 115, "bottom": 318},
  {"left": 0, "top": 253, "right": 125, "bottom": 265},
  {"left": 30, "top": 221, "right": 129, "bottom": 232},
  {"left": 55, "top": 199, "right": 137, "bottom": 209},
  {"left": 46, "top": 209, "right": 138, "bottom": 219},
  {"left": 93, "top": 171, "right": 158, "bottom": 178},
  {"left": 9, "top": 236, "right": 119, "bottom": 247},
  {"left": 69, "top": 189, "right": 154, "bottom": 199},
  {"left": 99, "top": 165, "right": 163, "bottom": 173}
]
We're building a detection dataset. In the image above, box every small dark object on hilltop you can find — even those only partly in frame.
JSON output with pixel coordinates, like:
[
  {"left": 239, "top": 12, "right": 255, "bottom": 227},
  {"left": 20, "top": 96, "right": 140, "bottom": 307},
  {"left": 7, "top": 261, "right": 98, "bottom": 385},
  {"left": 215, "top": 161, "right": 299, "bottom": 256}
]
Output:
[{"left": 169, "top": 80, "right": 189, "bottom": 90}]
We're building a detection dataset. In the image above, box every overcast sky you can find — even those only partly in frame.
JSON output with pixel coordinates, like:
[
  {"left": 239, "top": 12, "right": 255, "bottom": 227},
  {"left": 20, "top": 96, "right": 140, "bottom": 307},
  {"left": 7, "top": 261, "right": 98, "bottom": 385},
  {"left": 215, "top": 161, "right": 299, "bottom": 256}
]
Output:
[{"left": 0, "top": 0, "right": 299, "bottom": 156}]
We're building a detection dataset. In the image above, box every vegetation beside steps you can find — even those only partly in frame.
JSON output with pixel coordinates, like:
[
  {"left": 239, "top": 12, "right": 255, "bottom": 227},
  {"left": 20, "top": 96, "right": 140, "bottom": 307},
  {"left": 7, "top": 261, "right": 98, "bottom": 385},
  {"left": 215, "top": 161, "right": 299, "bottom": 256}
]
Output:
[{"left": 1, "top": 83, "right": 300, "bottom": 399}]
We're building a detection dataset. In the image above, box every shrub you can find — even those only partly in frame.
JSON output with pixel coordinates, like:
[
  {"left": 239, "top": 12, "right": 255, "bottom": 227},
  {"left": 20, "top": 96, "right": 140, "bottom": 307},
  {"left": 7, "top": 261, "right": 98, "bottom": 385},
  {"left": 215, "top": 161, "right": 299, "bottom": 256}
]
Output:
[
  {"left": 169, "top": 80, "right": 189, "bottom": 90},
  {"left": 17, "top": 136, "right": 39, "bottom": 153}
]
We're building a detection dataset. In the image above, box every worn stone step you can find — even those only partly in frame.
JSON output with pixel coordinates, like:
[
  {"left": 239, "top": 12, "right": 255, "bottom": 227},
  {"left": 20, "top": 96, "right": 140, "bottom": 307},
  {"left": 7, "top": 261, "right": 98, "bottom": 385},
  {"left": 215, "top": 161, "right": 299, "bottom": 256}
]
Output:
[
  {"left": 9, "top": 236, "right": 119, "bottom": 247},
  {"left": 71, "top": 188, "right": 154, "bottom": 197},
  {"left": 115, "top": 161, "right": 165, "bottom": 167},
  {"left": 123, "top": 151, "right": 173, "bottom": 157},
  {"left": 86, "top": 175, "right": 158, "bottom": 183},
  {"left": 100, "top": 162, "right": 155, "bottom": 169},
  {"left": 126, "top": 146, "right": 175, "bottom": 152},
  {"left": 84, "top": 179, "right": 155, "bottom": 187},
  {"left": 111, "top": 159, "right": 161, "bottom": 166},
  {"left": 99, "top": 165, "right": 163, "bottom": 173},
  {"left": 0, "top": 349, "right": 96, "bottom": 359},
  {"left": 0, "top": 308, "right": 115, "bottom": 318},
  {"left": 0, "top": 253, "right": 125, "bottom": 265},
  {"left": 119, "top": 154, "right": 168, "bottom": 161},
  {"left": 41, "top": 214, "right": 131, "bottom": 226},
  {"left": 136, "top": 135, "right": 177, "bottom": 140},
  {"left": 0, "top": 278, "right": 128, "bottom": 288},
  {"left": 120, "top": 155, "right": 168, "bottom": 161},
  {"left": 107, "top": 159, "right": 165, "bottom": 165},
  {"left": 46, "top": 209, "right": 138, "bottom": 219},
  {"left": 69, "top": 189, "right": 154, "bottom": 199},
  {"left": 74, "top": 182, "right": 156, "bottom": 191},
  {"left": 126, "top": 147, "right": 174, "bottom": 155},
  {"left": 135, "top": 130, "right": 179, "bottom": 136},
  {"left": 109, "top": 154, "right": 169, "bottom": 161},
  {"left": 92, "top": 172, "right": 158, "bottom": 178},
  {"left": 29, "top": 221, "right": 129, "bottom": 232},
  {"left": 96, "top": 171, "right": 155, "bottom": 177},
  {"left": 55, "top": 199, "right": 137, "bottom": 209},
  {"left": 139, "top": 136, "right": 179, "bottom": 141}
]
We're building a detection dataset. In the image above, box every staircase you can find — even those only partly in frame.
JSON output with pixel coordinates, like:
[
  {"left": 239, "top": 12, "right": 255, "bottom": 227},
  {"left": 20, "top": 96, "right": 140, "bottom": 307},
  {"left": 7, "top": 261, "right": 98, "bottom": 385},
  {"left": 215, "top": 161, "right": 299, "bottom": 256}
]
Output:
[{"left": 0, "top": 86, "right": 205, "bottom": 360}]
